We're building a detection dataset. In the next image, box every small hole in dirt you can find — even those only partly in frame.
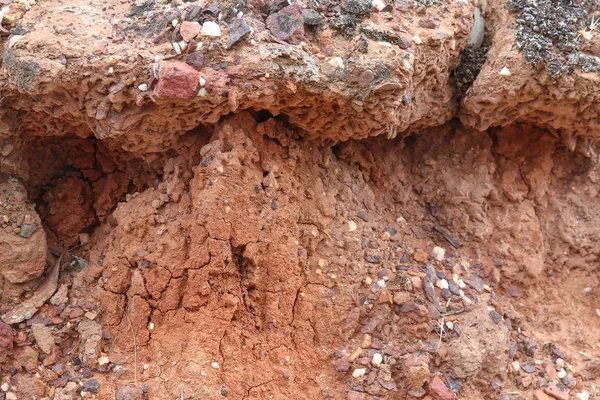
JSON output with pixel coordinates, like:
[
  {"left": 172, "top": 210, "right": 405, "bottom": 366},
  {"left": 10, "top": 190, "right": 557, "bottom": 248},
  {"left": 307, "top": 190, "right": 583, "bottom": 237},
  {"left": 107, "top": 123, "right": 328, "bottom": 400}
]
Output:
[
  {"left": 20, "top": 135, "right": 161, "bottom": 247},
  {"left": 252, "top": 109, "right": 275, "bottom": 123}
]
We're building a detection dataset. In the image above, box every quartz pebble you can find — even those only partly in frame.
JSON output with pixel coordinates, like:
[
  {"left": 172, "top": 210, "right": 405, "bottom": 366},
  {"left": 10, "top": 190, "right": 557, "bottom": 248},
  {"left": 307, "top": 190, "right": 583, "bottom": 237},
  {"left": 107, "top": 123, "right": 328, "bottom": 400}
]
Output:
[
  {"left": 352, "top": 368, "right": 366, "bottom": 378},
  {"left": 329, "top": 57, "right": 344, "bottom": 69},
  {"left": 371, "top": 353, "right": 383, "bottom": 368},
  {"left": 211, "top": 362, "right": 220, "bottom": 369},
  {"left": 576, "top": 391, "right": 590, "bottom": 400},
  {"left": 348, "top": 220, "right": 357, "bottom": 231},
  {"left": 201, "top": 21, "right": 221, "bottom": 37},
  {"left": 432, "top": 246, "right": 445, "bottom": 261}
]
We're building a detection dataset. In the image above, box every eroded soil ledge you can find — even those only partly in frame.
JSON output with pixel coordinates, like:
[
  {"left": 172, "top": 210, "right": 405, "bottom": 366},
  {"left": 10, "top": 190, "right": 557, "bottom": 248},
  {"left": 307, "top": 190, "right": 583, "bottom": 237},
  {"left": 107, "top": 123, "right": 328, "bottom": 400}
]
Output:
[{"left": 0, "top": 0, "right": 599, "bottom": 399}]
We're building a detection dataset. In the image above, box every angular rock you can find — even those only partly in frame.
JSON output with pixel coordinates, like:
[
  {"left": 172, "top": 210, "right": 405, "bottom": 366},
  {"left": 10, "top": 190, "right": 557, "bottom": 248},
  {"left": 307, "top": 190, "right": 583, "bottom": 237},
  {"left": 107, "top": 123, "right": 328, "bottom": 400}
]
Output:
[
  {"left": 154, "top": 61, "right": 200, "bottom": 100},
  {"left": 185, "top": 52, "right": 205, "bottom": 71},
  {"left": 83, "top": 378, "right": 100, "bottom": 393},
  {"left": 469, "top": 275, "right": 484, "bottom": 293},
  {"left": 180, "top": 21, "right": 201, "bottom": 42},
  {"left": 0, "top": 322, "right": 13, "bottom": 350},
  {"left": 544, "top": 380, "right": 569, "bottom": 400},
  {"left": 31, "top": 324, "right": 54, "bottom": 354},
  {"left": 427, "top": 375, "right": 454, "bottom": 400},
  {"left": 228, "top": 18, "right": 251, "bottom": 49},
  {"left": 302, "top": 8, "right": 322, "bottom": 25},
  {"left": 77, "top": 320, "right": 102, "bottom": 367},
  {"left": 266, "top": 5, "right": 304, "bottom": 45}
]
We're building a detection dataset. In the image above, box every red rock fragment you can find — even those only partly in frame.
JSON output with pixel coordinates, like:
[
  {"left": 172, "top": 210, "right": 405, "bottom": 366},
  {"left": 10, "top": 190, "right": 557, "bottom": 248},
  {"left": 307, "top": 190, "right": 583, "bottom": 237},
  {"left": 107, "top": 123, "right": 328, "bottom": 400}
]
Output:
[
  {"left": 543, "top": 380, "right": 569, "bottom": 400},
  {"left": 427, "top": 376, "right": 455, "bottom": 400},
  {"left": 154, "top": 61, "right": 200, "bottom": 99}
]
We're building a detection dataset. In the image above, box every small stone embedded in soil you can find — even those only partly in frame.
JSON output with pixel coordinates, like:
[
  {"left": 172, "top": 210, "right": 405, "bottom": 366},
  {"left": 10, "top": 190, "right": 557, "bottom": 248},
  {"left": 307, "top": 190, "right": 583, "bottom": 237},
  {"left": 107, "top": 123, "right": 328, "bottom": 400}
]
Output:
[
  {"left": 266, "top": 5, "right": 304, "bottom": 45},
  {"left": 186, "top": 52, "right": 205, "bottom": 71},
  {"left": 329, "top": 57, "right": 344, "bottom": 69},
  {"left": 200, "top": 21, "right": 221, "bottom": 37},
  {"left": 544, "top": 380, "right": 569, "bottom": 400},
  {"left": 83, "top": 379, "right": 100, "bottom": 393},
  {"left": 427, "top": 375, "right": 454, "bottom": 400},
  {"left": 154, "top": 61, "right": 200, "bottom": 99},
  {"left": 0, "top": 321, "right": 13, "bottom": 350},
  {"left": 228, "top": 18, "right": 251, "bottom": 48},
  {"left": 348, "top": 220, "right": 357, "bottom": 231},
  {"left": 521, "top": 363, "right": 537, "bottom": 373},
  {"left": 333, "top": 357, "right": 350, "bottom": 372},
  {"left": 352, "top": 368, "right": 367, "bottom": 378},
  {"left": 448, "top": 280, "right": 460, "bottom": 296},
  {"left": 302, "top": 8, "right": 322, "bottom": 25},
  {"left": 489, "top": 309, "right": 502, "bottom": 324},
  {"left": 180, "top": 21, "right": 201, "bottom": 42},
  {"left": 413, "top": 250, "right": 428, "bottom": 262},
  {"left": 469, "top": 275, "right": 484, "bottom": 293},
  {"left": 371, "top": 353, "right": 383, "bottom": 368},
  {"left": 432, "top": 246, "right": 445, "bottom": 261},
  {"left": 116, "top": 385, "right": 144, "bottom": 400},
  {"left": 211, "top": 362, "right": 220, "bottom": 369},
  {"left": 576, "top": 391, "right": 590, "bottom": 400},
  {"left": 31, "top": 324, "right": 54, "bottom": 354},
  {"left": 436, "top": 279, "right": 449, "bottom": 290}
]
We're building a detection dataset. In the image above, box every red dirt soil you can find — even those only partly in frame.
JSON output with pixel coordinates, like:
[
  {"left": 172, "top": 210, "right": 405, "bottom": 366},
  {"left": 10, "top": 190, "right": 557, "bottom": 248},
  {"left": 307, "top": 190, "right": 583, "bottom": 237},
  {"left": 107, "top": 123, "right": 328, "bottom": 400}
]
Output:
[{"left": 0, "top": 0, "right": 599, "bottom": 399}]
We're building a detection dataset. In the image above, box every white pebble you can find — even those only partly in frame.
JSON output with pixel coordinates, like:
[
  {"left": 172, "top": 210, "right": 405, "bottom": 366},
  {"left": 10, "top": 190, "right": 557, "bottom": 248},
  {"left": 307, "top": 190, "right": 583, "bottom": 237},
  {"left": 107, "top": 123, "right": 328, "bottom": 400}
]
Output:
[
  {"left": 6, "top": 393, "right": 16, "bottom": 400},
  {"left": 364, "top": 276, "right": 373, "bottom": 286},
  {"left": 172, "top": 41, "right": 182, "bottom": 54},
  {"left": 197, "top": 88, "right": 208, "bottom": 97},
  {"left": 511, "top": 361, "right": 520, "bottom": 372},
  {"left": 371, "top": 353, "right": 383, "bottom": 368},
  {"left": 377, "top": 279, "right": 386, "bottom": 288},
  {"left": 584, "top": 287, "right": 592, "bottom": 295},
  {"left": 462, "top": 296, "right": 472, "bottom": 305},
  {"left": 458, "top": 279, "right": 466, "bottom": 289},
  {"left": 436, "top": 279, "right": 449, "bottom": 290},
  {"left": 148, "top": 321, "right": 154, "bottom": 330},
  {"left": 499, "top": 66, "right": 511, "bottom": 76},
  {"left": 171, "top": 19, "right": 179, "bottom": 27},
  {"left": 138, "top": 84, "right": 148, "bottom": 91},
  {"left": 211, "top": 362, "right": 220, "bottom": 369},
  {"left": 97, "top": 356, "right": 110, "bottom": 366},
  {"left": 329, "top": 57, "right": 344, "bottom": 69},
  {"left": 352, "top": 368, "right": 366, "bottom": 378},
  {"left": 8, "top": 35, "right": 24, "bottom": 49},
  {"left": 432, "top": 246, "right": 445, "bottom": 261},
  {"left": 199, "top": 76, "right": 206, "bottom": 86},
  {"left": 445, "top": 321, "right": 454, "bottom": 330},
  {"left": 372, "top": 0, "right": 386, "bottom": 11},
  {"left": 412, "top": 34, "right": 422, "bottom": 44},
  {"left": 0, "top": 383, "right": 8, "bottom": 392},
  {"left": 201, "top": 21, "right": 221, "bottom": 37},
  {"left": 576, "top": 391, "right": 590, "bottom": 400},
  {"left": 557, "top": 368, "right": 567, "bottom": 379},
  {"left": 556, "top": 358, "right": 564, "bottom": 368},
  {"left": 348, "top": 220, "right": 357, "bottom": 232},
  {"left": 483, "top": 284, "right": 492, "bottom": 292}
]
